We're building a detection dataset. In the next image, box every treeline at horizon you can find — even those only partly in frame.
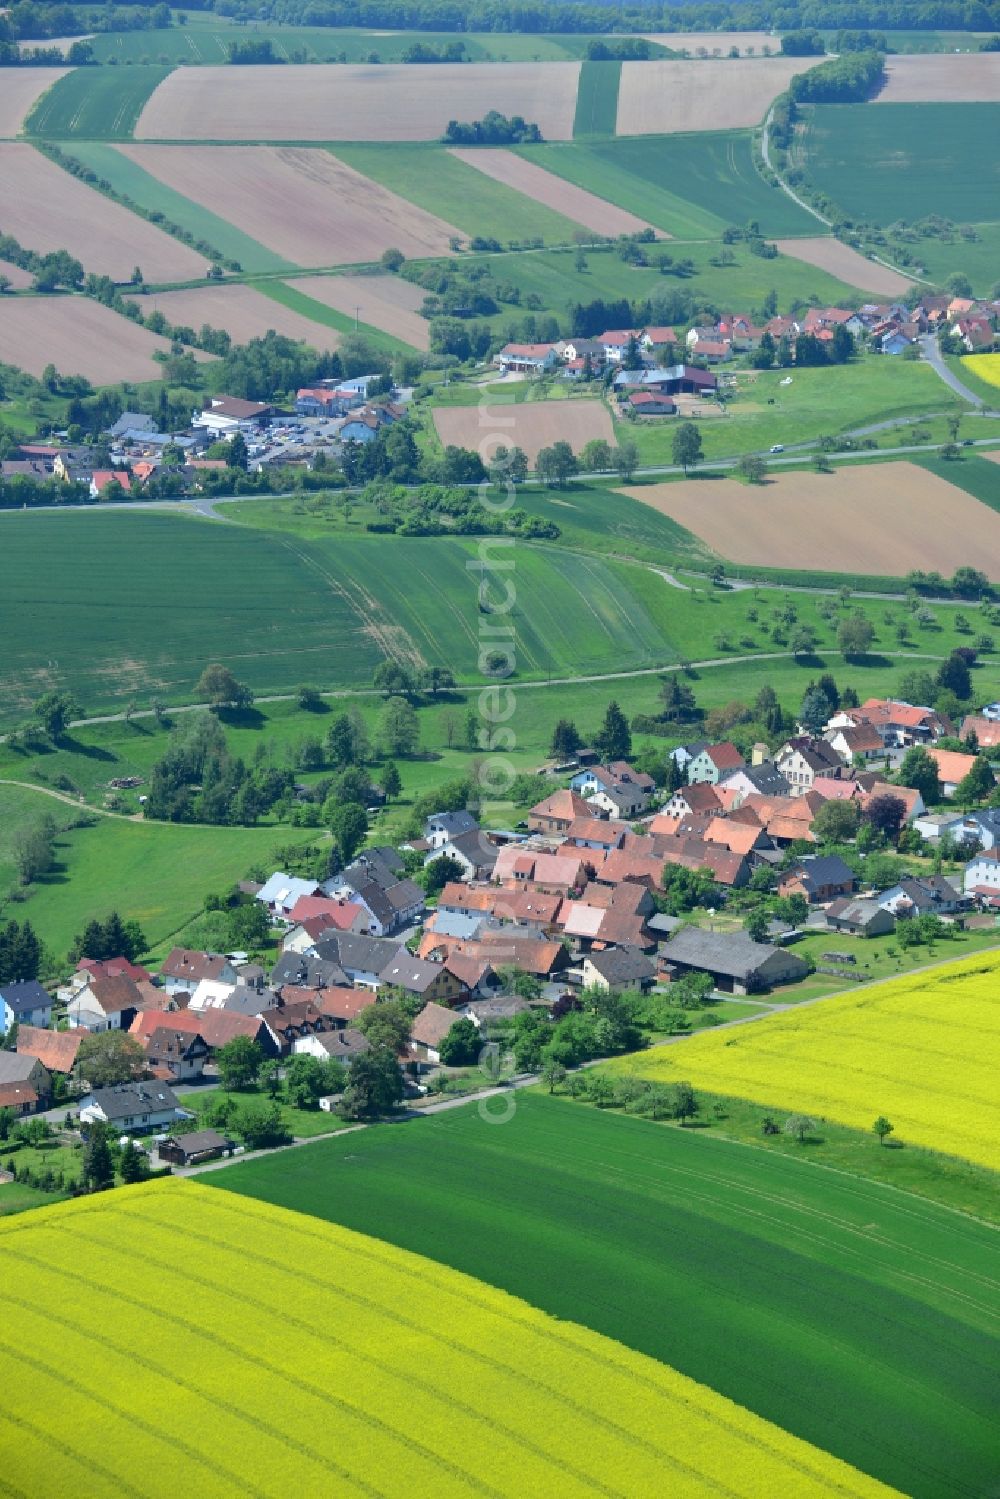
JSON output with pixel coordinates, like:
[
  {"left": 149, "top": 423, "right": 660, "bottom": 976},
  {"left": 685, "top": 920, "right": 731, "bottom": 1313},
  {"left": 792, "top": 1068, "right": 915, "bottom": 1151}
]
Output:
[{"left": 5, "top": 0, "right": 1000, "bottom": 41}]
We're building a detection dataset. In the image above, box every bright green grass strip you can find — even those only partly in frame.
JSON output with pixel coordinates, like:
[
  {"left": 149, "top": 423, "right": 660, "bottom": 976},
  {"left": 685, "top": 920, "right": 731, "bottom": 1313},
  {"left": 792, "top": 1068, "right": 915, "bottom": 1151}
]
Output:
[
  {"left": 573, "top": 59, "right": 621, "bottom": 138},
  {"left": 328, "top": 143, "right": 583, "bottom": 246},
  {"left": 210, "top": 1092, "right": 1000, "bottom": 1499},
  {"left": 24, "top": 66, "right": 172, "bottom": 140},
  {"left": 60, "top": 142, "right": 292, "bottom": 273},
  {"left": 801, "top": 102, "right": 1000, "bottom": 227},
  {"left": 88, "top": 26, "right": 591, "bottom": 64},
  {"left": 255, "top": 279, "right": 407, "bottom": 353},
  {"left": 0, "top": 783, "right": 308, "bottom": 957},
  {"left": 909, "top": 451, "right": 1000, "bottom": 512},
  {"left": 521, "top": 132, "right": 817, "bottom": 238}
]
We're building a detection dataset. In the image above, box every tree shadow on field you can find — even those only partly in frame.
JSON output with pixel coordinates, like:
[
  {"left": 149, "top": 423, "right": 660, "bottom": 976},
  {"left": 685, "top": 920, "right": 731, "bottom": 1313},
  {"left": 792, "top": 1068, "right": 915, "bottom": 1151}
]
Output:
[
  {"left": 217, "top": 706, "right": 265, "bottom": 730},
  {"left": 842, "top": 653, "right": 891, "bottom": 669},
  {"left": 56, "top": 735, "right": 116, "bottom": 762}
]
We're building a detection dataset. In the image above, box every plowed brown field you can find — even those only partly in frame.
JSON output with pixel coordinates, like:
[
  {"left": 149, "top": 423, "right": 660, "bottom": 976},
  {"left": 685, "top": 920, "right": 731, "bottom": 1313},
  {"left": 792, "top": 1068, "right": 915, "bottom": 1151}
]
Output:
[
  {"left": 119, "top": 144, "right": 460, "bottom": 266},
  {"left": 134, "top": 283, "right": 341, "bottom": 349},
  {"left": 875, "top": 53, "right": 1000, "bottom": 101},
  {"left": 433, "top": 397, "right": 613, "bottom": 464},
  {"left": 134, "top": 62, "right": 581, "bottom": 141},
  {"left": 447, "top": 148, "right": 658, "bottom": 236},
  {"left": 616, "top": 57, "right": 814, "bottom": 134},
  {"left": 640, "top": 31, "right": 780, "bottom": 55},
  {"left": 0, "top": 297, "right": 213, "bottom": 383},
  {"left": 620, "top": 462, "right": 1000, "bottom": 576},
  {"left": 0, "top": 68, "right": 67, "bottom": 135},
  {"left": 0, "top": 144, "right": 205, "bottom": 282},
  {"left": 289, "top": 274, "right": 429, "bottom": 349},
  {"left": 0, "top": 259, "right": 33, "bottom": 289},
  {"left": 775, "top": 238, "right": 913, "bottom": 296}
]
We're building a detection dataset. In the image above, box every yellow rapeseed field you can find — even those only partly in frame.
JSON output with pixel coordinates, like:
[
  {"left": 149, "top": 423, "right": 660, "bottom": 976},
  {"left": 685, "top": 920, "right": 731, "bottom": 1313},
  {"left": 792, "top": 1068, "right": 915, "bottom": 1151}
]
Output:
[
  {"left": 0, "top": 1179, "right": 902, "bottom": 1499},
  {"left": 611, "top": 951, "right": 1000, "bottom": 1169},
  {"left": 962, "top": 353, "right": 1000, "bottom": 388}
]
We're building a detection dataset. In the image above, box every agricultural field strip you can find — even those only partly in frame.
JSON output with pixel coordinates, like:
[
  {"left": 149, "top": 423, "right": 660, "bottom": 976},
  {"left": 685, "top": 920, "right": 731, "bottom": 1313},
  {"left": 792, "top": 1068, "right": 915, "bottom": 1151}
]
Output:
[
  {"left": 0, "top": 67, "right": 68, "bottom": 136},
  {"left": 616, "top": 57, "right": 815, "bottom": 134},
  {"left": 217, "top": 1102, "right": 998, "bottom": 1498},
  {"left": 874, "top": 52, "right": 1000, "bottom": 102},
  {"left": 611, "top": 953, "right": 1000, "bottom": 1169},
  {"left": 0, "top": 1183, "right": 896, "bottom": 1499}
]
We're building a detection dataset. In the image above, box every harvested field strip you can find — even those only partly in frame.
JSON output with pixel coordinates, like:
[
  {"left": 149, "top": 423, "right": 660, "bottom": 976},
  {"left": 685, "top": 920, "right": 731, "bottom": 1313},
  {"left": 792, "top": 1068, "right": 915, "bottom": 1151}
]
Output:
[
  {"left": 60, "top": 142, "right": 294, "bottom": 274},
  {"left": 640, "top": 31, "right": 781, "bottom": 54},
  {"left": 287, "top": 272, "right": 429, "bottom": 350},
  {"left": 875, "top": 52, "right": 1000, "bottom": 101},
  {"left": 447, "top": 146, "right": 654, "bottom": 237},
  {"left": 775, "top": 237, "right": 913, "bottom": 295},
  {"left": 134, "top": 62, "right": 581, "bottom": 142},
  {"left": 0, "top": 67, "right": 68, "bottom": 137},
  {"left": 216, "top": 1094, "right": 998, "bottom": 1499},
  {"left": 621, "top": 462, "right": 1000, "bottom": 577},
  {"left": 134, "top": 284, "right": 342, "bottom": 350},
  {"left": 611, "top": 951, "right": 1000, "bottom": 1169},
  {"left": 0, "top": 1180, "right": 901, "bottom": 1499},
  {"left": 573, "top": 59, "right": 621, "bottom": 137},
  {"left": 0, "top": 258, "right": 33, "bottom": 290},
  {"left": 24, "top": 65, "right": 171, "bottom": 139},
  {"left": 432, "top": 397, "right": 614, "bottom": 463},
  {"left": 616, "top": 57, "right": 815, "bottom": 135},
  {"left": 0, "top": 143, "right": 206, "bottom": 283},
  {"left": 0, "top": 295, "right": 213, "bottom": 385},
  {"left": 331, "top": 143, "right": 584, "bottom": 245},
  {"left": 119, "top": 143, "right": 460, "bottom": 267}
]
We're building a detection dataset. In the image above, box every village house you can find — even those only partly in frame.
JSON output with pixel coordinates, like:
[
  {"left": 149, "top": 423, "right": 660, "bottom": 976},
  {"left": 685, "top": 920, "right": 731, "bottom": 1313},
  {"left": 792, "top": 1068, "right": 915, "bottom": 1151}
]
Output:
[
  {"left": 660, "top": 927, "right": 808, "bottom": 994},
  {"left": 824, "top": 722, "right": 886, "bottom": 765},
  {"left": 493, "top": 846, "right": 591, "bottom": 894},
  {"left": 779, "top": 854, "right": 856, "bottom": 906},
  {"left": 0, "top": 1052, "right": 51, "bottom": 1111},
  {"left": 16, "top": 1026, "right": 83, "bottom": 1076},
  {"left": 623, "top": 390, "right": 678, "bottom": 417},
  {"left": 194, "top": 394, "right": 272, "bottom": 436},
  {"left": 158, "top": 1130, "right": 235, "bottom": 1167},
  {"left": 255, "top": 872, "right": 321, "bottom": 919},
  {"left": 409, "top": 1002, "right": 460, "bottom": 1065},
  {"left": 143, "top": 1026, "right": 211, "bottom": 1084},
  {"left": 425, "top": 827, "right": 498, "bottom": 882},
  {"left": 565, "top": 817, "right": 628, "bottom": 853},
  {"left": 876, "top": 876, "right": 966, "bottom": 920},
  {"left": 828, "top": 699, "right": 951, "bottom": 748},
  {"left": 332, "top": 848, "right": 425, "bottom": 935},
  {"left": 292, "top": 1027, "right": 370, "bottom": 1068},
  {"left": 160, "top": 950, "right": 237, "bottom": 998},
  {"left": 492, "top": 343, "right": 558, "bottom": 374},
  {"left": 959, "top": 714, "right": 1000, "bottom": 750},
  {"left": 717, "top": 761, "right": 791, "bottom": 802},
  {"left": 570, "top": 761, "right": 655, "bottom": 818},
  {"left": 776, "top": 737, "right": 842, "bottom": 794},
  {"left": 914, "top": 807, "right": 1000, "bottom": 850},
  {"left": 88, "top": 469, "right": 131, "bottom": 499},
  {"left": 927, "top": 748, "right": 977, "bottom": 798},
  {"left": 65, "top": 973, "right": 157, "bottom": 1032},
  {"left": 658, "top": 782, "right": 722, "bottom": 820},
  {"left": 79, "top": 1080, "right": 190, "bottom": 1134},
  {"left": 378, "top": 954, "right": 464, "bottom": 1006},
  {"left": 581, "top": 947, "right": 656, "bottom": 993},
  {"left": 963, "top": 850, "right": 1000, "bottom": 903},
  {"left": 686, "top": 742, "right": 745, "bottom": 785},
  {"left": 527, "top": 788, "right": 592, "bottom": 835},
  {"left": 130, "top": 1007, "right": 273, "bottom": 1058},
  {"left": 0, "top": 980, "right": 53, "bottom": 1034},
  {"left": 258, "top": 1001, "right": 341, "bottom": 1057},
  {"left": 824, "top": 898, "right": 895, "bottom": 938}
]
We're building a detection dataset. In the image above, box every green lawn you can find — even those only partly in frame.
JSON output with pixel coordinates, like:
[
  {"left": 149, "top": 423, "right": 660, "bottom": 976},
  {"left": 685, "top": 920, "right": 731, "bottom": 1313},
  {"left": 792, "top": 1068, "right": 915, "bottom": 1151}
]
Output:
[
  {"left": 0, "top": 1182, "right": 70, "bottom": 1216},
  {"left": 24, "top": 65, "right": 172, "bottom": 139},
  {"left": 452, "top": 239, "right": 876, "bottom": 336},
  {"left": 328, "top": 144, "right": 584, "bottom": 247},
  {"left": 520, "top": 132, "right": 819, "bottom": 239},
  {"left": 619, "top": 356, "right": 964, "bottom": 464},
  {"left": 768, "top": 927, "right": 1000, "bottom": 1002},
  {"left": 572, "top": 59, "right": 621, "bottom": 138},
  {"left": 0, "top": 783, "right": 311, "bottom": 962},
  {"left": 177, "top": 1087, "right": 355, "bottom": 1139},
  {"left": 210, "top": 1093, "right": 1000, "bottom": 1499},
  {"left": 801, "top": 102, "right": 1000, "bottom": 226},
  {"left": 63, "top": 143, "right": 292, "bottom": 274}
]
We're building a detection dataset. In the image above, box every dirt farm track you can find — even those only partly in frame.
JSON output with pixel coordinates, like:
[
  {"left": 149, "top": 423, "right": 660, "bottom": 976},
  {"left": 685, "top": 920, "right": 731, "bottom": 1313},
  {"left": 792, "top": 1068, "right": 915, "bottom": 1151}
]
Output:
[
  {"left": 134, "top": 62, "right": 581, "bottom": 141},
  {"left": 622, "top": 462, "right": 1000, "bottom": 577}
]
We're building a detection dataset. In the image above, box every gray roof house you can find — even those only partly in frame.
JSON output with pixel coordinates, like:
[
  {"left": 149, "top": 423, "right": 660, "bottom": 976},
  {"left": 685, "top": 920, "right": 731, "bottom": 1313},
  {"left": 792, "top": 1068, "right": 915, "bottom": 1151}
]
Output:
[
  {"left": 425, "top": 810, "right": 479, "bottom": 848},
  {"left": 824, "top": 898, "right": 895, "bottom": 938},
  {"left": 79, "top": 1080, "right": 191, "bottom": 1132},
  {"left": 0, "top": 980, "right": 53, "bottom": 1033},
  {"left": 581, "top": 947, "right": 656, "bottom": 992},
  {"left": 661, "top": 927, "right": 808, "bottom": 994}
]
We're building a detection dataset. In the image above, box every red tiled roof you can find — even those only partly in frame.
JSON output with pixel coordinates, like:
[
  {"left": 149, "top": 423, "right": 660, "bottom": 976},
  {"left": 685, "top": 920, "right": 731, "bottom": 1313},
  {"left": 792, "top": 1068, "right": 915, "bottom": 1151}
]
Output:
[{"left": 16, "top": 1026, "right": 82, "bottom": 1072}]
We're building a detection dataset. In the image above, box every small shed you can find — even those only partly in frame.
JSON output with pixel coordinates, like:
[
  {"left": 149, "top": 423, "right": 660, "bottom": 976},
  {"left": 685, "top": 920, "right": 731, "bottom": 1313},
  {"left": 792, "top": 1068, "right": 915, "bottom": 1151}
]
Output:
[{"left": 158, "top": 1129, "right": 235, "bottom": 1167}]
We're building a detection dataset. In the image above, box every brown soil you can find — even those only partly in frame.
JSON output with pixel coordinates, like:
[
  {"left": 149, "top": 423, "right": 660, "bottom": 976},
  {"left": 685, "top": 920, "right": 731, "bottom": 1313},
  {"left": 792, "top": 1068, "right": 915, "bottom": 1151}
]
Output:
[
  {"left": 433, "top": 397, "right": 613, "bottom": 464},
  {"left": 0, "top": 143, "right": 205, "bottom": 282},
  {"left": 0, "top": 296, "right": 212, "bottom": 383},
  {"left": 616, "top": 57, "right": 816, "bottom": 134},
  {"left": 875, "top": 53, "right": 1000, "bottom": 102},
  {"left": 134, "top": 283, "right": 341, "bottom": 349},
  {"left": 135, "top": 62, "right": 581, "bottom": 141},
  {"left": 0, "top": 68, "right": 67, "bottom": 135},
  {"left": 776, "top": 238, "right": 913, "bottom": 297},
  {"left": 621, "top": 461, "right": 1000, "bottom": 577},
  {"left": 119, "top": 144, "right": 461, "bottom": 266}
]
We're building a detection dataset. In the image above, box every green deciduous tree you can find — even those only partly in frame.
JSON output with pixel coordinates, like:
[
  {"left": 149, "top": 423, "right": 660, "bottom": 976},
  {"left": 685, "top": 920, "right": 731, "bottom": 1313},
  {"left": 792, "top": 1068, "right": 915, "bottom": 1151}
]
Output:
[
  {"left": 897, "top": 745, "right": 942, "bottom": 806},
  {"left": 328, "top": 801, "right": 368, "bottom": 863},
  {"left": 672, "top": 421, "right": 703, "bottom": 473},
  {"left": 438, "top": 1017, "right": 481, "bottom": 1067},
  {"left": 339, "top": 1046, "right": 404, "bottom": 1118},
  {"left": 77, "top": 1032, "right": 146, "bottom": 1088},
  {"left": 379, "top": 696, "right": 420, "bottom": 757},
  {"left": 215, "top": 1035, "right": 263, "bottom": 1091},
  {"left": 873, "top": 1115, "right": 894, "bottom": 1147}
]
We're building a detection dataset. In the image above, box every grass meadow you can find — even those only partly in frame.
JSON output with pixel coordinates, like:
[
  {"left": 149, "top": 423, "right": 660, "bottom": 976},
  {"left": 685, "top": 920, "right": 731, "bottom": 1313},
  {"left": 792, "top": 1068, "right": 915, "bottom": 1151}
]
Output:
[
  {"left": 0, "top": 1179, "right": 895, "bottom": 1499},
  {"left": 65, "top": 143, "right": 293, "bottom": 273},
  {"left": 213, "top": 1093, "right": 1000, "bottom": 1499},
  {"left": 572, "top": 59, "right": 621, "bottom": 137},
  {"left": 329, "top": 143, "right": 585, "bottom": 247},
  {"left": 24, "top": 65, "right": 171, "bottom": 138},
  {"left": 521, "top": 132, "right": 819, "bottom": 238}
]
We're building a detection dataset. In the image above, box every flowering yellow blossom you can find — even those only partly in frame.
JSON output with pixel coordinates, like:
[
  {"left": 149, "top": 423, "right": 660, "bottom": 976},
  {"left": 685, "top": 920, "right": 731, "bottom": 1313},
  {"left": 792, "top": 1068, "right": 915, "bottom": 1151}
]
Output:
[
  {"left": 612, "top": 950, "right": 1000, "bottom": 1169},
  {"left": 0, "top": 1179, "right": 902, "bottom": 1499}
]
